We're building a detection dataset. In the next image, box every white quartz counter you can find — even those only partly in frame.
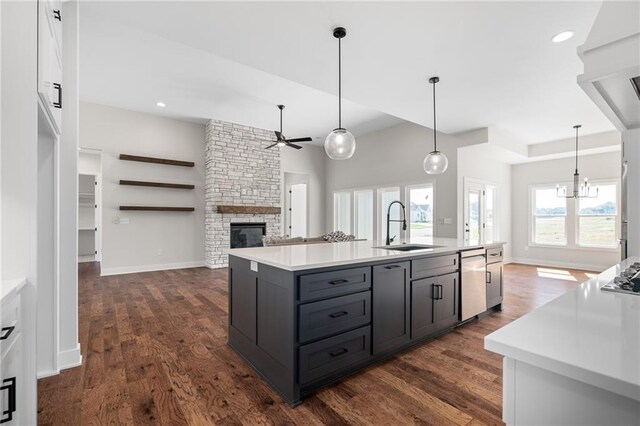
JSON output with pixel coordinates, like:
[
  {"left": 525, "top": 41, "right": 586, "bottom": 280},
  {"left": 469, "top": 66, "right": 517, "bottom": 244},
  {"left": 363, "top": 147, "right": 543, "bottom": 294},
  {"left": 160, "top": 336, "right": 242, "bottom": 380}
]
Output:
[
  {"left": 229, "top": 237, "right": 503, "bottom": 271},
  {"left": 485, "top": 257, "right": 640, "bottom": 402}
]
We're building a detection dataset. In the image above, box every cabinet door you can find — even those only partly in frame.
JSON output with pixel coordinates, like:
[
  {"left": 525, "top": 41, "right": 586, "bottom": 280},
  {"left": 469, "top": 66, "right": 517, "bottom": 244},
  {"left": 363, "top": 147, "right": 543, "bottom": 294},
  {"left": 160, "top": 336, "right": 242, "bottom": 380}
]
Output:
[
  {"left": 38, "top": 0, "right": 63, "bottom": 133},
  {"left": 410, "top": 278, "right": 438, "bottom": 340},
  {"left": 372, "top": 262, "right": 410, "bottom": 355},
  {"left": 486, "top": 262, "right": 503, "bottom": 308},
  {"left": 436, "top": 272, "right": 459, "bottom": 330}
]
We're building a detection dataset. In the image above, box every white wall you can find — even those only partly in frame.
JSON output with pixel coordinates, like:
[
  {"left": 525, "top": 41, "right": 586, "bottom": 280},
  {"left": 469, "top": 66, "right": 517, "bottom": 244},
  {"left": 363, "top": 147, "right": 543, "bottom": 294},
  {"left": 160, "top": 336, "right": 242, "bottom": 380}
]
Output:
[
  {"left": 325, "top": 121, "right": 472, "bottom": 239},
  {"left": 80, "top": 102, "right": 206, "bottom": 275},
  {"left": 511, "top": 151, "right": 621, "bottom": 271},
  {"left": 457, "top": 144, "right": 512, "bottom": 259},
  {"left": 281, "top": 145, "right": 326, "bottom": 236}
]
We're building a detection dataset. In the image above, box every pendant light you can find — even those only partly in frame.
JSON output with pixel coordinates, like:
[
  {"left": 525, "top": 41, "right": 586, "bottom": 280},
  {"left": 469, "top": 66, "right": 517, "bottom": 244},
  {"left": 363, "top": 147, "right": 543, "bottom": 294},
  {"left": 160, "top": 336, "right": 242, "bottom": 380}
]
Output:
[
  {"left": 324, "top": 27, "right": 356, "bottom": 160},
  {"left": 423, "top": 76, "right": 449, "bottom": 175},
  {"left": 557, "top": 125, "right": 598, "bottom": 199}
]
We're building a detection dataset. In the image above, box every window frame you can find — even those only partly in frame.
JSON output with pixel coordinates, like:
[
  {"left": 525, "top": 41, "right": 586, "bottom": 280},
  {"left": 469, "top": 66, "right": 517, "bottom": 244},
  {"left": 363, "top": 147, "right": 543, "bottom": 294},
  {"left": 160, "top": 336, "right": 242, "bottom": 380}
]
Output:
[
  {"left": 405, "top": 183, "right": 435, "bottom": 239},
  {"left": 530, "top": 183, "right": 569, "bottom": 247},
  {"left": 528, "top": 180, "right": 620, "bottom": 252},
  {"left": 575, "top": 181, "right": 619, "bottom": 249}
]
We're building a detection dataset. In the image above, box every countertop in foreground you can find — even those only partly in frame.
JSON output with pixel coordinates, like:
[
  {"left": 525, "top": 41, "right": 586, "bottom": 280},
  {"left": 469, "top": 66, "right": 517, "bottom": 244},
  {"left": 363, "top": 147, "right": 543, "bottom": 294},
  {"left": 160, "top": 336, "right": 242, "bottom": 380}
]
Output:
[
  {"left": 485, "top": 257, "right": 640, "bottom": 402},
  {"left": 229, "top": 237, "right": 504, "bottom": 271}
]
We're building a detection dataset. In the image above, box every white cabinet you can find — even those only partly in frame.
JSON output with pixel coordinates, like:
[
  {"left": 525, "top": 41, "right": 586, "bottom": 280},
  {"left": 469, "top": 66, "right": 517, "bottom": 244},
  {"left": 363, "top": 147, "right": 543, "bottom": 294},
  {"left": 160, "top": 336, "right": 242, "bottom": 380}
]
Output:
[
  {"left": 1, "top": 280, "right": 33, "bottom": 425},
  {"left": 37, "top": 0, "right": 62, "bottom": 134}
]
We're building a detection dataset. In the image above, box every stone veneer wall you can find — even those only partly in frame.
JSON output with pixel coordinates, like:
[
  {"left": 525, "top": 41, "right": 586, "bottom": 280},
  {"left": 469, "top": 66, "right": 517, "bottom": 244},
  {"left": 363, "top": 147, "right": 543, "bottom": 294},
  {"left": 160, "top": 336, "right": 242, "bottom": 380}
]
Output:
[{"left": 205, "top": 119, "right": 281, "bottom": 268}]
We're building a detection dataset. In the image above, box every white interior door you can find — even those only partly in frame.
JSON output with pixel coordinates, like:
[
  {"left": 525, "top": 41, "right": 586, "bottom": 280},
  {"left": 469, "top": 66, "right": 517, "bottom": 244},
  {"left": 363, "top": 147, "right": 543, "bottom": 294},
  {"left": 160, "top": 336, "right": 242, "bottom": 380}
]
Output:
[
  {"left": 288, "top": 183, "right": 307, "bottom": 238},
  {"left": 464, "top": 180, "right": 497, "bottom": 242}
]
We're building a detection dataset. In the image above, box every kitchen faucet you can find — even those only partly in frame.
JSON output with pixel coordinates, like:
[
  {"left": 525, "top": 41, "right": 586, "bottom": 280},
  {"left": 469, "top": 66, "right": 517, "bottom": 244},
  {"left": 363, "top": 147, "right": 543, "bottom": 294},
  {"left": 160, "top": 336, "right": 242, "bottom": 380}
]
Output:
[{"left": 386, "top": 200, "right": 408, "bottom": 245}]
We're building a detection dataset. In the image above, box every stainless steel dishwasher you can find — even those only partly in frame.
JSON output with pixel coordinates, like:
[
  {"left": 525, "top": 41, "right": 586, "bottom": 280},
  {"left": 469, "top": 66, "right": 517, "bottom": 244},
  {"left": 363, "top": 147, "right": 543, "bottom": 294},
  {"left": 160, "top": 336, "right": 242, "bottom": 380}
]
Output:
[{"left": 461, "top": 249, "right": 487, "bottom": 321}]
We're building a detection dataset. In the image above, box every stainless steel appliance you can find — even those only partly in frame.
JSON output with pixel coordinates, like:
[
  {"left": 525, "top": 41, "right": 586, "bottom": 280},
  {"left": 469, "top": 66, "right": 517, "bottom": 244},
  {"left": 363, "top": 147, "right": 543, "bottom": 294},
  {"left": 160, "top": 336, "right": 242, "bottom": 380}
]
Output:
[{"left": 461, "top": 249, "right": 487, "bottom": 321}]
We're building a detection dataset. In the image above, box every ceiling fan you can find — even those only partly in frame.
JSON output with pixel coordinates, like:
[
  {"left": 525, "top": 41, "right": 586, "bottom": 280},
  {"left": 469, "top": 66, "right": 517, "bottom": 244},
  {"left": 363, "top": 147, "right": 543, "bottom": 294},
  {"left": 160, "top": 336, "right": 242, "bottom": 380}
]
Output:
[{"left": 265, "top": 105, "right": 313, "bottom": 150}]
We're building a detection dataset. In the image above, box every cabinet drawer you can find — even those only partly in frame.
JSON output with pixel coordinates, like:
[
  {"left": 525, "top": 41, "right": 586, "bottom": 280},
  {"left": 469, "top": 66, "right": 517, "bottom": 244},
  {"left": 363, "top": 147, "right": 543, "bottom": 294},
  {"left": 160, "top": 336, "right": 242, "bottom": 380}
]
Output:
[
  {"left": 1, "top": 294, "right": 21, "bottom": 357},
  {"left": 1, "top": 333, "right": 21, "bottom": 425},
  {"left": 299, "top": 292, "right": 370, "bottom": 343},
  {"left": 299, "top": 267, "right": 371, "bottom": 302},
  {"left": 486, "top": 247, "right": 503, "bottom": 264},
  {"left": 411, "top": 254, "right": 458, "bottom": 279},
  {"left": 299, "top": 326, "right": 371, "bottom": 385}
]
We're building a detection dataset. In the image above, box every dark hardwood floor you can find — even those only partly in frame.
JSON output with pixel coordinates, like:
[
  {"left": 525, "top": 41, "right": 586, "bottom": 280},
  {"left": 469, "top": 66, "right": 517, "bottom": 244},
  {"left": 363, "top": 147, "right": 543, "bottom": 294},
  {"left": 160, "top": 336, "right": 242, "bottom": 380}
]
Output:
[{"left": 37, "top": 262, "right": 591, "bottom": 425}]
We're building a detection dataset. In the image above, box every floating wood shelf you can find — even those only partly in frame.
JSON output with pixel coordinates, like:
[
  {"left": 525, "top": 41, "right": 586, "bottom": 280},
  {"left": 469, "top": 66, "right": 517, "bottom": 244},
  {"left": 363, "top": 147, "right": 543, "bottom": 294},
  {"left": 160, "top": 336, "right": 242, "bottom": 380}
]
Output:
[
  {"left": 119, "top": 206, "right": 195, "bottom": 212},
  {"left": 216, "top": 205, "right": 281, "bottom": 214},
  {"left": 119, "top": 180, "right": 195, "bottom": 190},
  {"left": 119, "top": 154, "right": 194, "bottom": 168}
]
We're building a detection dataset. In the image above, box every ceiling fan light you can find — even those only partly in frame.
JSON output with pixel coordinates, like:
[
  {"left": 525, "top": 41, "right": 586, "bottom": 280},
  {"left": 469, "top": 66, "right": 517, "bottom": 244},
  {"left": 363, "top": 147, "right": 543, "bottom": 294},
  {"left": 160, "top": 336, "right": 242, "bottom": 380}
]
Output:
[
  {"left": 325, "top": 128, "right": 356, "bottom": 160},
  {"left": 423, "top": 150, "right": 449, "bottom": 175}
]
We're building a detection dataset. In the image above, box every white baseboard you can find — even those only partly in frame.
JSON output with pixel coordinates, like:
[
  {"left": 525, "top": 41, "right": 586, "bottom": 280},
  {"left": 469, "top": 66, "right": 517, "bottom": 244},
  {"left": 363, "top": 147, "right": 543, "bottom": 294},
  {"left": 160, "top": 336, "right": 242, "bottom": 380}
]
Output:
[
  {"left": 509, "top": 257, "right": 606, "bottom": 272},
  {"left": 101, "top": 260, "right": 206, "bottom": 276},
  {"left": 58, "top": 344, "right": 82, "bottom": 371}
]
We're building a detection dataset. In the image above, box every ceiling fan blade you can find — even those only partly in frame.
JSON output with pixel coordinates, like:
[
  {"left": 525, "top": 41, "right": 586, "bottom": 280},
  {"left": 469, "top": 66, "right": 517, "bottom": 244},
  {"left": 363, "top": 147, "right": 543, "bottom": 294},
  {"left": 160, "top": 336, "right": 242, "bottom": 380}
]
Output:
[
  {"left": 287, "top": 137, "right": 313, "bottom": 143},
  {"left": 264, "top": 143, "right": 279, "bottom": 149},
  {"left": 274, "top": 130, "right": 284, "bottom": 141},
  {"left": 286, "top": 142, "right": 303, "bottom": 150}
]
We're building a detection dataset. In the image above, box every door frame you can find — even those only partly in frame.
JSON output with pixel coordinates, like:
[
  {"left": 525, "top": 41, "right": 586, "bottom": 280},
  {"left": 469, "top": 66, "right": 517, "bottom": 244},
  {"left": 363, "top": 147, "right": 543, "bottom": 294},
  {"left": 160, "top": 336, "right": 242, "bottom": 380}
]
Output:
[{"left": 463, "top": 177, "right": 499, "bottom": 242}]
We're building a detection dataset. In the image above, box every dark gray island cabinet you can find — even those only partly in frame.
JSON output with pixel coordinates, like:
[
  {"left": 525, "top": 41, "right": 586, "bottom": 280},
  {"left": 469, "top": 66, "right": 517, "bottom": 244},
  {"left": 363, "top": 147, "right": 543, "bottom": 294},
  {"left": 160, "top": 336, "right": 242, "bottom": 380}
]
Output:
[{"left": 228, "top": 244, "right": 503, "bottom": 406}]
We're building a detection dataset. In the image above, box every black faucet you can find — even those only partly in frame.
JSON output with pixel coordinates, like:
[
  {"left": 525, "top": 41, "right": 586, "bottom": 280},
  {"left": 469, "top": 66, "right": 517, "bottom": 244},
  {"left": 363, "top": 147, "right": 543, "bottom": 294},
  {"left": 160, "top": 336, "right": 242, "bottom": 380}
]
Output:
[{"left": 386, "top": 200, "right": 408, "bottom": 245}]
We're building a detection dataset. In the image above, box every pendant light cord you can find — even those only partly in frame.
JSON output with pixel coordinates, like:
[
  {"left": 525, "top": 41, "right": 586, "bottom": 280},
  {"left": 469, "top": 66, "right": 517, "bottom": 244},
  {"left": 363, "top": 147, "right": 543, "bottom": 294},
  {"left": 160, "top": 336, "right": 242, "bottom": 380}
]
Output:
[
  {"left": 280, "top": 108, "right": 283, "bottom": 133},
  {"left": 432, "top": 80, "right": 437, "bottom": 152},
  {"left": 574, "top": 126, "right": 579, "bottom": 173},
  {"left": 338, "top": 36, "right": 342, "bottom": 129}
]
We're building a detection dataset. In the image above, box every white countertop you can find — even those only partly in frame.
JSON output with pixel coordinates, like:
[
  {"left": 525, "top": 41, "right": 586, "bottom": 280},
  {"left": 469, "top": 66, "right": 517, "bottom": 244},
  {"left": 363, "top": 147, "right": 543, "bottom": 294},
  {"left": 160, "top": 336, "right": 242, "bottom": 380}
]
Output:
[
  {"left": 229, "top": 237, "right": 503, "bottom": 271},
  {"left": 485, "top": 257, "right": 640, "bottom": 402}
]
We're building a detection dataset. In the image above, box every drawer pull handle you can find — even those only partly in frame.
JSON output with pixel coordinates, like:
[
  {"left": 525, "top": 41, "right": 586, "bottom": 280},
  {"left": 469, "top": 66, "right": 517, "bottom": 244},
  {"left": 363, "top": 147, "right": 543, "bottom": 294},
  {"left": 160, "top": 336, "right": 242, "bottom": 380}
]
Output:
[
  {"left": 0, "top": 377, "right": 16, "bottom": 424},
  {"left": 384, "top": 265, "right": 401, "bottom": 269},
  {"left": 329, "top": 348, "right": 348, "bottom": 357},
  {"left": 329, "top": 311, "right": 348, "bottom": 319},
  {"left": 53, "top": 83, "right": 62, "bottom": 109},
  {"left": 0, "top": 326, "right": 15, "bottom": 341},
  {"left": 329, "top": 279, "right": 349, "bottom": 285}
]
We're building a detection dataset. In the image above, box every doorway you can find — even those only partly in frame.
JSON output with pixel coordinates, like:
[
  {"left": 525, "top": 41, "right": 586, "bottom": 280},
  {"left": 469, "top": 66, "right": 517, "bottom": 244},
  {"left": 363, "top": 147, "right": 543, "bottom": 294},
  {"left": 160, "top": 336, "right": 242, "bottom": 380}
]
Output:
[
  {"left": 463, "top": 179, "right": 497, "bottom": 242},
  {"left": 283, "top": 172, "right": 309, "bottom": 238},
  {"left": 78, "top": 149, "right": 102, "bottom": 263}
]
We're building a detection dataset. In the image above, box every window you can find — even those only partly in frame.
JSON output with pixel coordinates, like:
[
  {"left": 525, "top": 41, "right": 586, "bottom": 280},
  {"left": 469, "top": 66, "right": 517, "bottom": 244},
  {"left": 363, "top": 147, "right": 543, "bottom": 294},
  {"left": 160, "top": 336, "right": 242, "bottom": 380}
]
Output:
[
  {"left": 354, "top": 190, "right": 374, "bottom": 240},
  {"left": 333, "top": 192, "right": 352, "bottom": 234},
  {"left": 532, "top": 186, "right": 567, "bottom": 245},
  {"left": 577, "top": 183, "right": 617, "bottom": 248},
  {"left": 407, "top": 185, "right": 433, "bottom": 238}
]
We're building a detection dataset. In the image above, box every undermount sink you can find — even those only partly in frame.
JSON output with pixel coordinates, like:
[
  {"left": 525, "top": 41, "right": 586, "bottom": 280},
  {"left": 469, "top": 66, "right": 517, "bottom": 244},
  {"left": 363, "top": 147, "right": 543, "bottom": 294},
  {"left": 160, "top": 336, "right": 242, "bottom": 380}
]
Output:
[{"left": 376, "top": 244, "right": 442, "bottom": 252}]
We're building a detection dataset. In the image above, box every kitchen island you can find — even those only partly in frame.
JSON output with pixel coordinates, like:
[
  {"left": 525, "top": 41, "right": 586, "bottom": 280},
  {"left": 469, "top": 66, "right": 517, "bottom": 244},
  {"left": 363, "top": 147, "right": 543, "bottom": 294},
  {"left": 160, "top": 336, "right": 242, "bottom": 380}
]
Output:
[
  {"left": 228, "top": 237, "right": 504, "bottom": 405},
  {"left": 485, "top": 257, "right": 640, "bottom": 425}
]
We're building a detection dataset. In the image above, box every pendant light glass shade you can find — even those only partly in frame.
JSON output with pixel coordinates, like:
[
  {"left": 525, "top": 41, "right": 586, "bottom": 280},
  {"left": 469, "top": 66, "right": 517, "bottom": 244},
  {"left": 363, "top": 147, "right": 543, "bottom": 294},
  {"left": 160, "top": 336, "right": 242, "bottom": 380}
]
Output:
[
  {"left": 423, "top": 76, "right": 448, "bottom": 175},
  {"left": 423, "top": 150, "right": 449, "bottom": 174},
  {"left": 325, "top": 128, "right": 356, "bottom": 160},
  {"left": 325, "top": 27, "right": 356, "bottom": 160}
]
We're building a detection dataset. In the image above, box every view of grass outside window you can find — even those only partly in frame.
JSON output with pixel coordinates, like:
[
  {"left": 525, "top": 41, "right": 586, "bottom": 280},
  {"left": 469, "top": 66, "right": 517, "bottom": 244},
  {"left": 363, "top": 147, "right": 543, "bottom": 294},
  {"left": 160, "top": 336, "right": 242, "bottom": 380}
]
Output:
[
  {"left": 532, "top": 186, "right": 567, "bottom": 245},
  {"left": 409, "top": 186, "right": 433, "bottom": 238},
  {"left": 578, "top": 184, "right": 617, "bottom": 248}
]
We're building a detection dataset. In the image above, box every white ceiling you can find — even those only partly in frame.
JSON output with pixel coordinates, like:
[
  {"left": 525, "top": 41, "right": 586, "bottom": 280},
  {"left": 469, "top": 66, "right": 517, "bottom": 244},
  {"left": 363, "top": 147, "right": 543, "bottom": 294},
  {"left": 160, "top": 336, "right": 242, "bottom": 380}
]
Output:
[{"left": 79, "top": 1, "right": 616, "bottom": 145}]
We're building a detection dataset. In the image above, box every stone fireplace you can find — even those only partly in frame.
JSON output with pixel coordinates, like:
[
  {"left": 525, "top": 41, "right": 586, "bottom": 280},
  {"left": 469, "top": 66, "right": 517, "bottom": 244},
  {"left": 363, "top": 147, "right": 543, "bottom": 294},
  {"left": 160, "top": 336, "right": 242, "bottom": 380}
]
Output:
[{"left": 205, "top": 119, "right": 281, "bottom": 268}]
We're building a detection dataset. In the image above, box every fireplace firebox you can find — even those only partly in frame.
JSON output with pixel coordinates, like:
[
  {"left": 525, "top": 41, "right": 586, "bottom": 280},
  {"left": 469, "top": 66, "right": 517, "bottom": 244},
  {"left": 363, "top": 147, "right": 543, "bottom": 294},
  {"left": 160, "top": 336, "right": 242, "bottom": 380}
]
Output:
[{"left": 230, "top": 222, "right": 266, "bottom": 248}]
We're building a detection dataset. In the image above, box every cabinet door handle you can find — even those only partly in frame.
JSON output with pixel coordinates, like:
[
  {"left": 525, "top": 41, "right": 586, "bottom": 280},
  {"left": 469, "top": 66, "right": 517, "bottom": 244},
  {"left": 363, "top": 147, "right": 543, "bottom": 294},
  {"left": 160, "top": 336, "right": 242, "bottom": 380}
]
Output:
[
  {"left": 329, "top": 348, "right": 348, "bottom": 357},
  {"left": 437, "top": 284, "right": 443, "bottom": 300},
  {"left": 0, "top": 377, "right": 16, "bottom": 424},
  {"left": 329, "top": 279, "right": 348, "bottom": 285},
  {"left": 53, "top": 9, "right": 61, "bottom": 21},
  {"left": 486, "top": 271, "right": 492, "bottom": 283},
  {"left": 329, "top": 311, "right": 348, "bottom": 319},
  {"left": 384, "top": 265, "right": 401, "bottom": 269},
  {"left": 53, "top": 83, "right": 62, "bottom": 109},
  {"left": 0, "top": 326, "right": 15, "bottom": 341}
]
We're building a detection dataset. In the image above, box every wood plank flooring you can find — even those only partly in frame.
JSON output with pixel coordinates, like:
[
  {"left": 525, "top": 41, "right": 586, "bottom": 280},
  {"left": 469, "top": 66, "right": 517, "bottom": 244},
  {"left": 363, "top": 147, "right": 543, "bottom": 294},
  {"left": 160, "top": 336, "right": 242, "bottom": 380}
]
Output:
[{"left": 37, "top": 262, "right": 592, "bottom": 425}]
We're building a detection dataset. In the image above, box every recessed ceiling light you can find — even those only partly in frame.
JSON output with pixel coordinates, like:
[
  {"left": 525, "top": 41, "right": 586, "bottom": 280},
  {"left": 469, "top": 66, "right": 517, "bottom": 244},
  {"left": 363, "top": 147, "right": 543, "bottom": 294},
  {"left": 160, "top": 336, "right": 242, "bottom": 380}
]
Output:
[
  {"left": 156, "top": 101, "right": 166, "bottom": 107},
  {"left": 552, "top": 31, "right": 574, "bottom": 43}
]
